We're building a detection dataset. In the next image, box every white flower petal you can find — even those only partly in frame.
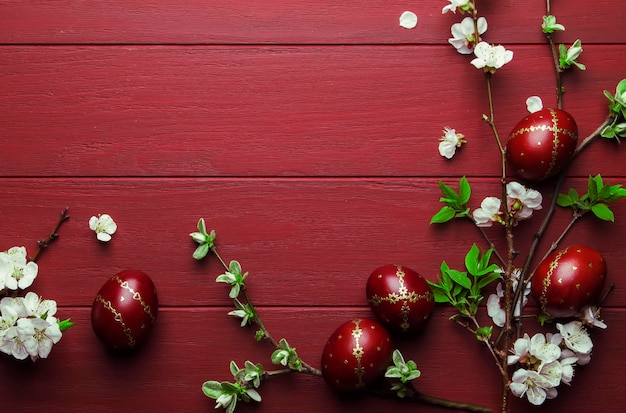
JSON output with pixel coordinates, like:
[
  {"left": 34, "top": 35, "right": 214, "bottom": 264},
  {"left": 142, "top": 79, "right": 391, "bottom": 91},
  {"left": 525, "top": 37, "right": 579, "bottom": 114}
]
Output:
[
  {"left": 96, "top": 232, "right": 112, "bottom": 242},
  {"left": 399, "top": 11, "right": 418, "bottom": 29},
  {"left": 487, "top": 293, "right": 505, "bottom": 327},
  {"left": 476, "top": 17, "right": 488, "bottom": 34},
  {"left": 438, "top": 140, "right": 456, "bottom": 159},
  {"left": 526, "top": 96, "right": 543, "bottom": 113}
]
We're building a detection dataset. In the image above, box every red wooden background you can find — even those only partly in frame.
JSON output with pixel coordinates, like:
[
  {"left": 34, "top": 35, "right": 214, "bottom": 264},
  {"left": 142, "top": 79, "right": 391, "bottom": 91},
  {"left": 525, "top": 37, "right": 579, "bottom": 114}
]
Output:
[{"left": 1, "top": 1, "right": 625, "bottom": 412}]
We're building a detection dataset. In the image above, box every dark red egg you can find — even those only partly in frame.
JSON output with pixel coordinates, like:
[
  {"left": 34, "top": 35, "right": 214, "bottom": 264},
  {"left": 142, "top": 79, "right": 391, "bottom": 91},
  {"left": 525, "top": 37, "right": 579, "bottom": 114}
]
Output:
[
  {"left": 321, "top": 318, "right": 393, "bottom": 392},
  {"left": 506, "top": 108, "right": 578, "bottom": 181},
  {"left": 531, "top": 245, "right": 606, "bottom": 318},
  {"left": 91, "top": 269, "right": 159, "bottom": 350},
  {"left": 366, "top": 265, "right": 434, "bottom": 334}
]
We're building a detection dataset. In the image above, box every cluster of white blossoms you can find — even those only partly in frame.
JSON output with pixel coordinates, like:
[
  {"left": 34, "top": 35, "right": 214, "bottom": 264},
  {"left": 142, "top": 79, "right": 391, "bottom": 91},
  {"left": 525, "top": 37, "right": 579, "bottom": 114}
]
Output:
[
  {"left": 0, "top": 246, "right": 38, "bottom": 291},
  {"left": 0, "top": 246, "right": 62, "bottom": 361},
  {"left": 473, "top": 181, "right": 543, "bottom": 227},
  {"left": 507, "top": 318, "right": 603, "bottom": 405},
  {"left": 0, "top": 292, "right": 62, "bottom": 361}
]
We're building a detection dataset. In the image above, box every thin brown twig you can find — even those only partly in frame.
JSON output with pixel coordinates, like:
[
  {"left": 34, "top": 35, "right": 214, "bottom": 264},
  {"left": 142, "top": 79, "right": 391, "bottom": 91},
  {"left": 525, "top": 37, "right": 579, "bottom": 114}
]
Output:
[{"left": 30, "top": 207, "right": 70, "bottom": 263}]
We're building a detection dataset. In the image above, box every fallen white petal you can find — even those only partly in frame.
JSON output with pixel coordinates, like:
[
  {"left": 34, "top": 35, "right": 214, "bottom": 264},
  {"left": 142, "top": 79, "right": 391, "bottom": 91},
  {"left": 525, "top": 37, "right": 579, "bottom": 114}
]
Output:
[
  {"left": 526, "top": 96, "right": 543, "bottom": 113},
  {"left": 399, "top": 11, "right": 418, "bottom": 29}
]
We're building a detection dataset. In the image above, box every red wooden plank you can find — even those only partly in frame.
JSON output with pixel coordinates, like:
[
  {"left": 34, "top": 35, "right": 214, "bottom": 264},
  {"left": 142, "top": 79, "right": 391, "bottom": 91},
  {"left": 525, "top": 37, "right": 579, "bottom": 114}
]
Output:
[
  {"left": 1, "top": 307, "right": 623, "bottom": 412},
  {"left": 1, "top": 178, "right": 624, "bottom": 307},
  {"left": 1, "top": 45, "right": 624, "bottom": 177},
  {"left": 0, "top": 0, "right": 623, "bottom": 45}
]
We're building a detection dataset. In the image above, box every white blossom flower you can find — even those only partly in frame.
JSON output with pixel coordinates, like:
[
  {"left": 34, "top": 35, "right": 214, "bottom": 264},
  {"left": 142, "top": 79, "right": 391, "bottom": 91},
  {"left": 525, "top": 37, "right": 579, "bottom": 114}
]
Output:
[
  {"left": 22, "top": 292, "right": 57, "bottom": 319},
  {"left": 526, "top": 96, "right": 543, "bottom": 113},
  {"left": 448, "top": 17, "right": 487, "bottom": 54},
  {"left": 558, "top": 349, "right": 578, "bottom": 385},
  {"left": 0, "top": 325, "right": 29, "bottom": 360},
  {"left": 538, "top": 360, "right": 563, "bottom": 389},
  {"left": 442, "top": 0, "right": 470, "bottom": 14},
  {"left": 473, "top": 197, "right": 502, "bottom": 227},
  {"left": 580, "top": 305, "right": 607, "bottom": 329},
  {"left": 470, "top": 42, "right": 513, "bottom": 73},
  {"left": 557, "top": 321, "right": 593, "bottom": 355},
  {"left": 89, "top": 214, "right": 117, "bottom": 242},
  {"left": 0, "top": 258, "right": 9, "bottom": 290},
  {"left": 507, "top": 181, "right": 542, "bottom": 221},
  {"left": 18, "top": 316, "right": 62, "bottom": 360},
  {"left": 438, "top": 127, "right": 466, "bottom": 159},
  {"left": 0, "top": 246, "right": 38, "bottom": 290},
  {"left": 0, "top": 304, "right": 18, "bottom": 341},
  {"left": 508, "top": 333, "right": 561, "bottom": 368},
  {"left": 487, "top": 269, "right": 529, "bottom": 327},
  {"left": 509, "top": 368, "right": 557, "bottom": 405},
  {"left": 1, "top": 296, "right": 27, "bottom": 319},
  {"left": 399, "top": 11, "right": 418, "bottom": 29}
]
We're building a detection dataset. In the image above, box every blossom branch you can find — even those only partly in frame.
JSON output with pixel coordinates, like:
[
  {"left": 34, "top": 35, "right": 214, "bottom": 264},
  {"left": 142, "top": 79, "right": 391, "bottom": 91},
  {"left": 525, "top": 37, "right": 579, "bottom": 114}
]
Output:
[
  {"left": 366, "top": 381, "right": 492, "bottom": 413},
  {"left": 209, "top": 245, "right": 322, "bottom": 377},
  {"left": 30, "top": 207, "right": 70, "bottom": 264},
  {"left": 483, "top": 69, "right": 515, "bottom": 413}
]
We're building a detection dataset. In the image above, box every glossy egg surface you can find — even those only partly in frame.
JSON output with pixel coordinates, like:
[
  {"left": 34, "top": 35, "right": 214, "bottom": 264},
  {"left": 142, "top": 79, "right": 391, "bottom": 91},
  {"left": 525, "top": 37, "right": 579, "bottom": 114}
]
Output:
[
  {"left": 506, "top": 108, "right": 577, "bottom": 181},
  {"left": 321, "top": 318, "right": 393, "bottom": 392},
  {"left": 366, "top": 265, "right": 434, "bottom": 334},
  {"left": 91, "top": 269, "right": 158, "bottom": 350},
  {"left": 531, "top": 245, "right": 606, "bottom": 318}
]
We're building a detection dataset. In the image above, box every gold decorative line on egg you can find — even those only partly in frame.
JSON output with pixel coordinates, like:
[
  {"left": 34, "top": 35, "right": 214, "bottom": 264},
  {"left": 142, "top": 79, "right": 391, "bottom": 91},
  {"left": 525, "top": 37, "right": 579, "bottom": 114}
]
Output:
[
  {"left": 350, "top": 319, "right": 366, "bottom": 388},
  {"left": 95, "top": 294, "right": 136, "bottom": 347},
  {"left": 368, "top": 266, "right": 431, "bottom": 332},
  {"left": 113, "top": 275, "right": 156, "bottom": 323},
  {"left": 540, "top": 247, "right": 569, "bottom": 314},
  {"left": 544, "top": 109, "right": 577, "bottom": 179}
]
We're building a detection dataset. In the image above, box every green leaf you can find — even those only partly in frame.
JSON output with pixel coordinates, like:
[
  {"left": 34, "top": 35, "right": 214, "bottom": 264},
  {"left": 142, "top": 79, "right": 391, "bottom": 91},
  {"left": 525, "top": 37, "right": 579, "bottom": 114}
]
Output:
[
  {"left": 57, "top": 318, "right": 74, "bottom": 332},
  {"left": 392, "top": 349, "right": 405, "bottom": 367},
  {"left": 464, "top": 244, "right": 480, "bottom": 276},
  {"left": 477, "top": 272, "right": 502, "bottom": 289},
  {"left": 588, "top": 175, "right": 601, "bottom": 200},
  {"left": 438, "top": 181, "right": 459, "bottom": 203},
  {"left": 246, "top": 388, "right": 262, "bottom": 403},
  {"left": 607, "top": 184, "right": 626, "bottom": 202},
  {"left": 447, "top": 269, "right": 471, "bottom": 290},
  {"left": 230, "top": 360, "right": 241, "bottom": 377},
  {"left": 557, "top": 192, "right": 574, "bottom": 207},
  {"left": 459, "top": 176, "right": 471, "bottom": 204},
  {"left": 202, "top": 381, "right": 223, "bottom": 399},
  {"left": 475, "top": 326, "right": 493, "bottom": 341},
  {"left": 431, "top": 288, "right": 451, "bottom": 303},
  {"left": 430, "top": 206, "right": 456, "bottom": 224},
  {"left": 193, "top": 243, "right": 210, "bottom": 260},
  {"left": 197, "top": 217, "right": 207, "bottom": 234},
  {"left": 229, "top": 260, "right": 242, "bottom": 276},
  {"left": 591, "top": 203, "right": 615, "bottom": 221}
]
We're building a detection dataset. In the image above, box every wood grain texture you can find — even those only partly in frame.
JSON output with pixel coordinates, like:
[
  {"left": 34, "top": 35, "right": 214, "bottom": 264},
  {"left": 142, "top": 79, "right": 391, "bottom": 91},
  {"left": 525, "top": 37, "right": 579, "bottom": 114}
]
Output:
[
  {"left": 1, "top": 177, "right": 624, "bottom": 307},
  {"left": 1, "top": 45, "right": 624, "bottom": 177},
  {"left": 1, "top": 307, "right": 625, "bottom": 413},
  {"left": 1, "top": 1, "right": 626, "bottom": 412},
  {"left": 0, "top": 0, "right": 623, "bottom": 44}
]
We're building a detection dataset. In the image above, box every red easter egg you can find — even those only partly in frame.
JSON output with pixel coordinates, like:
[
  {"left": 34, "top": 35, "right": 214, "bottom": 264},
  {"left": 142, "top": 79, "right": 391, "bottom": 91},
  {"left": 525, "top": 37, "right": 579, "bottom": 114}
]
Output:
[
  {"left": 366, "top": 265, "right": 434, "bottom": 334},
  {"left": 91, "top": 269, "right": 159, "bottom": 350},
  {"left": 321, "top": 318, "right": 393, "bottom": 392},
  {"left": 531, "top": 245, "right": 606, "bottom": 318},
  {"left": 506, "top": 108, "right": 578, "bottom": 181}
]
